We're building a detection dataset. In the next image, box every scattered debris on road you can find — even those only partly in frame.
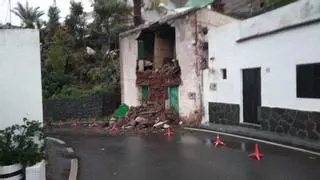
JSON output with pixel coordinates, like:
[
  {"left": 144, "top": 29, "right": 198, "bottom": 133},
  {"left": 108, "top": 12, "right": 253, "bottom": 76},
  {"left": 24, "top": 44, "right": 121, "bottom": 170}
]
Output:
[{"left": 116, "top": 103, "right": 180, "bottom": 131}]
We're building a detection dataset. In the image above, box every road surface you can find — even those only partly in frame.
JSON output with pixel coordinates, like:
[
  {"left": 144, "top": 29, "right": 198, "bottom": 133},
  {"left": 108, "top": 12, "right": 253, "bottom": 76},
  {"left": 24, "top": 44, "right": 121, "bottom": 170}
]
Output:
[{"left": 47, "top": 128, "right": 320, "bottom": 180}]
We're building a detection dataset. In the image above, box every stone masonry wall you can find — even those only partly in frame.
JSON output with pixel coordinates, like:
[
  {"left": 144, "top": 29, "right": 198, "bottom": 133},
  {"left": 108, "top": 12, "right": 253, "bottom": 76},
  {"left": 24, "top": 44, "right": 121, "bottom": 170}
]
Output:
[
  {"left": 209, "top": 102, "right": 240, "bottom": 125},
  {"left": 43, "top": 93, "right": 121, "bottom": 120},
  {"left": 258, "top": 106, "right": 320, "bottom": 141}
]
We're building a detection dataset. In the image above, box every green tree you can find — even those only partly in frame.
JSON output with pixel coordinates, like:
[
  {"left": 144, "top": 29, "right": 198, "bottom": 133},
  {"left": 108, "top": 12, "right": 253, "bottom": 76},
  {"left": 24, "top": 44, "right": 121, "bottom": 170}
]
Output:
[
  {"left": 42, "top": 6, "right": 61, "bottom": 43},
  {"left": 65, "top": 0, "right": 86, "bottom": 47},
  {"left": 41, "top": 0, "right": 132, "bottom": 99},
  {"left": 48, "top": 6, "right": 60, "bottom": 27},
  {"left": 42, "top": 28, "right": 70, "bottom": 98},
  {"left": 47, "top": 6, "right": 60, "bottom": 31},
  {"left": 92, "top": 0, "right": 132, "bottom": 48},
  {"left": 12, "top": 2, "right": 44, "bottom": 28},
  {"left": 46, "top": 43, "right": 66, "bottom": 72}
]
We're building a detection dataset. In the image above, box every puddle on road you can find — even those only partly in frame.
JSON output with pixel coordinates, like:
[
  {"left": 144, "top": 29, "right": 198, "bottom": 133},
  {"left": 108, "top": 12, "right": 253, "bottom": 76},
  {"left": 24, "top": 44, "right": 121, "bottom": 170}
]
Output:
[{"left": 308, "top": 156, "right": 317, "bottom": 160}]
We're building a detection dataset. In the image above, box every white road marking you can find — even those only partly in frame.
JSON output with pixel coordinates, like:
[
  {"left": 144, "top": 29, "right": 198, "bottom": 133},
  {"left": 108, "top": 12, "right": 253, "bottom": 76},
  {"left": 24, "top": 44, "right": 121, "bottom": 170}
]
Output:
[
  {"left": 46, "top": 137, "right": 78, "bottom": 180},
  {"left": 185, "top": 127, "right": 320, "bottom": 156},
  {"left": 46, "top": 137, "right": 66, "bottom": 145},
  {"left": 68, "top": 159, "right": 78, "bottom": 180}
]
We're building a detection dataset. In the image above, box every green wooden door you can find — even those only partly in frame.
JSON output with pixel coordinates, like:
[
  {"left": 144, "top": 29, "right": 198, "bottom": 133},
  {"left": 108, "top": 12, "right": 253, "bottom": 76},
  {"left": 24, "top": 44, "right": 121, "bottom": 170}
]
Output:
[
  {"left": 137, "top": 40, "right": 144, "bottom": 59},
  {"left": 142, "top": 86, "right": 149, "bottom": 102},
  {"left": 168, "top": 86, "right": 179, "bottom": 113}
]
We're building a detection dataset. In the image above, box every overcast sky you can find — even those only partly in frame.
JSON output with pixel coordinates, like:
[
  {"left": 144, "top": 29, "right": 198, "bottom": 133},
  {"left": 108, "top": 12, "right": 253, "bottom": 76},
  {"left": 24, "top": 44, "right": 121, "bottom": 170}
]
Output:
[{"left": 0, "top": 0, "right": 93, "bottom": 26}]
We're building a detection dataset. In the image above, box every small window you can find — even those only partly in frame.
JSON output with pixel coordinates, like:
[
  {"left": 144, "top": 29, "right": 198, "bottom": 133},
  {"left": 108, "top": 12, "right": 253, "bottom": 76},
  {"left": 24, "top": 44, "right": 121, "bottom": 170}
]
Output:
[
  {"left": 296, "top": 63, "right": 320, "bottom": 98},
  {"left": 221, "top": 69, "right": 227, "bottom": 79}
]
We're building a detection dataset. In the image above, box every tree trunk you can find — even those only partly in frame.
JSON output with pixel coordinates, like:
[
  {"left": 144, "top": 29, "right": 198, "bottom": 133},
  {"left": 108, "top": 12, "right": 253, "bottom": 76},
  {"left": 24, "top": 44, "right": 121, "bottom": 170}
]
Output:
[{"left": 133, "top": 0, "right": 143, "bottom": 26}]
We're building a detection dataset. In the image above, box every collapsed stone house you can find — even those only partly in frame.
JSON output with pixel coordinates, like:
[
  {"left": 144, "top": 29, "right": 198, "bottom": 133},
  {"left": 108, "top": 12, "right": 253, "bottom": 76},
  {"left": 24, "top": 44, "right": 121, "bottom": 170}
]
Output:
[{"left": 119, "top": 7, "right": 235, "bottom": 122}]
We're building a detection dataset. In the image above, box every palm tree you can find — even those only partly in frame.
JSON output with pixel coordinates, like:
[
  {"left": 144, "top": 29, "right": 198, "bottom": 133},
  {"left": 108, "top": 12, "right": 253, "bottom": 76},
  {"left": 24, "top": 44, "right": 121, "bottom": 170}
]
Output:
[{"left": 12, "top": 2, "right": 44, "bottom": 28}]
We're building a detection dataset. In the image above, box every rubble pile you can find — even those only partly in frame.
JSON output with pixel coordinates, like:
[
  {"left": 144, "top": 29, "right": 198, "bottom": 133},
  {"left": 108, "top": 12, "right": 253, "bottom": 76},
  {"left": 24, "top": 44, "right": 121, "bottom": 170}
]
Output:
[
  {"left": 136, "top": 63, "right": 181, "bottom": 85},
  {"left": 158, "top": 63, "right": 181, "bottom": 78},
  {"left": 117, "top": 103, "right": 180, "bottom": 130}
]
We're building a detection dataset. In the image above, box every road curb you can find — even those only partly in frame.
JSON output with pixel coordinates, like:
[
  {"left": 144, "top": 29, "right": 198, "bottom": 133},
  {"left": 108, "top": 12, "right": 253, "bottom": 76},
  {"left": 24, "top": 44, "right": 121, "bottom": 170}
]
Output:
[
  {"left": 46, "top": 137, "right": 78, "bottom": 180},
  {"left": 46, "top": 137, "right": 66, "bottom": 145},
  {"left": 185, "top": 127, "right": 320, "bottom": 156},
  {"left": 184, "top": 124, "right": 320, "bottom": 151}
]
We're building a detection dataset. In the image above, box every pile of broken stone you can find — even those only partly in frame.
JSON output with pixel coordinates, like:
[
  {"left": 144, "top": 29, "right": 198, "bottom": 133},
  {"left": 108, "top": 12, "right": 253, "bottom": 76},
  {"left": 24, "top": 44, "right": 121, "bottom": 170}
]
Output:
[{"left": 116, "top": 103, "right": 180, "bottom": 131}]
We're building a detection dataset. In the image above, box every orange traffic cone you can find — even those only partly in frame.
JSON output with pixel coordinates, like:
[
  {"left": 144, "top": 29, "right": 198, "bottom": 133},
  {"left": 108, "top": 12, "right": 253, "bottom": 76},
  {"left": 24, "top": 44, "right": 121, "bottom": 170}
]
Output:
[
  {"left": 71, "top": 120, "right": 78, "bottom": 128},
  {"left": 109, "top": 124, "right": 119, "bottom": 134},
  {"left": 214, "top": 135, "right": 224, "bottom": 147},
  {"left": 59, "top": 120, "right": 64, "bottom": 127},
  {"left": 164, "top": 127, "right": 174, "bottom": 137},
  {"left": 91, "top": 120, "right": 98, "bottom": 128},
  {"left": 248, "top": 144, "right": 263, "bottom": 160}
]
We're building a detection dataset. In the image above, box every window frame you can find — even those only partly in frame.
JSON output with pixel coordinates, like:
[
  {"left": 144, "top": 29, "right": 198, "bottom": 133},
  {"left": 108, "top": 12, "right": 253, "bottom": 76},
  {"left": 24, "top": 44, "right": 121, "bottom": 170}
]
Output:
[
  {"left": 296, "top": 62, "right": 320, "bottom": 99},
  {"left": 221, "top": 68, "right": 227, "bottom": 80}
]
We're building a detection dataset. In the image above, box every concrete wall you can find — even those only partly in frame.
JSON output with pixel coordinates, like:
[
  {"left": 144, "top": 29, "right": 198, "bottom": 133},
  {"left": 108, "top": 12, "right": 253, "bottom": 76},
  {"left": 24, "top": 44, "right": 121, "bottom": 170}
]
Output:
[
  {"left": 205, "top": 0, "right": 320, "bottom": 123},
  {"left": 174, "top": 14, "right": 200, "bottom": 117},
  {"left": 119, "top": 32, "right": 140, "bottom": 106},
  {"left": 197, "top": 10, "right": 237, "bottom": 124},
  {"left": 43, "top": 93, "right": 121, "bottom": 120},
  {"left": 0, "top": 29, "right": 43, "bottom": 129},
  {"left": 175, "top": 9, "right": 237, "bottom": 118}
]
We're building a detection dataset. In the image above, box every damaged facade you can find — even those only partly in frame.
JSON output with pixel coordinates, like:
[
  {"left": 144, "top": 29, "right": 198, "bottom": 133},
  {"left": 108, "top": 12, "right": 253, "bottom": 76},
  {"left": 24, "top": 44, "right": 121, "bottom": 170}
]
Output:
[{"left": 119, "top": 7, "right": 235, "bottom": 123}]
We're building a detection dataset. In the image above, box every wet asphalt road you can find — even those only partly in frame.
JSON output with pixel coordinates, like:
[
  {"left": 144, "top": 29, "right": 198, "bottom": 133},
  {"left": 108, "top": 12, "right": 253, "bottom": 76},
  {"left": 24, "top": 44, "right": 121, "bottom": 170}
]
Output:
[
  {"left": 46, "top": 138, "right": 70, "bottom": 180},
  {"left": 47, "top": 128, "right": 320, "bottom": 180}
]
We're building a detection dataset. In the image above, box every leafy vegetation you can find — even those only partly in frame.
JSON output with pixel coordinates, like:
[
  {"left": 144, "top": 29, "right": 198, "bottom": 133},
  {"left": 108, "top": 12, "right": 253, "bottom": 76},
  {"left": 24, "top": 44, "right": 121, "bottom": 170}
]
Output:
[
  {"left": 0, "top": 118, "right": 45, "bottom": 166},
  {"left": 13, "top": 1, "right": 134, "bottom": 99},
  {"left": 13, "top": 0, "right": 184, "bottom": 99},
  {"left": 12, "top": 2, "right": 44, "bottom": 28}
]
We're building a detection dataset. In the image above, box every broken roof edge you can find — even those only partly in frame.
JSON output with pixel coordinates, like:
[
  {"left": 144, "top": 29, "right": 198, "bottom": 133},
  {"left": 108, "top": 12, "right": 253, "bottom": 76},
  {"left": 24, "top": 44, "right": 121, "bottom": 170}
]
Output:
[
  {"left": 197, "top": 8, "right": 239, "bottom": 21},
  {"left": 119, "top": 7, "right": 201, "bottom": 38}
]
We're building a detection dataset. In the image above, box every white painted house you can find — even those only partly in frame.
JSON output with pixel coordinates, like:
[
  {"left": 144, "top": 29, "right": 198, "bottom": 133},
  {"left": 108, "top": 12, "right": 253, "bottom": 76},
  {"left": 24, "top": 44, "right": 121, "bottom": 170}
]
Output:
[
  {"left": 204, "top": 0, "right": 320, "bottom": 141},
  {"left": 0, "top": 29, "right": 45, "bottom": 179}
]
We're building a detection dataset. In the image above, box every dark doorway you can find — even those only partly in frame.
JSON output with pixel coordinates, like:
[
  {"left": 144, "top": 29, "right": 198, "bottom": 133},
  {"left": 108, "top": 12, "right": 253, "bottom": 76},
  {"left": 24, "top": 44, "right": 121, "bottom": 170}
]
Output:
[{"left": 242, "top": 68, "right": 261, "bottom": 124}]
